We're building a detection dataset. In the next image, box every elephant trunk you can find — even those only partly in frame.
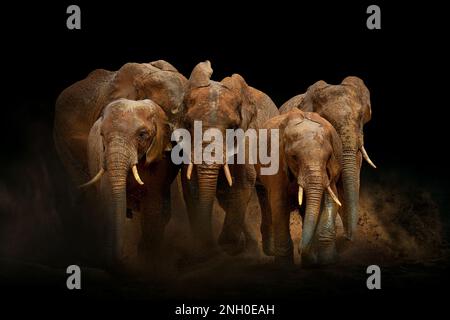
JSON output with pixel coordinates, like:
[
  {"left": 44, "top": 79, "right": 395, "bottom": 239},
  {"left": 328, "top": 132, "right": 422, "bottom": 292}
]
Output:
[
  {"left": 341, "top": 148, "right": 360, "bottom": 240},
  {"left": 301, "top": 171, "right": 324, "bottom": 252},
  {"left": 195, "top": 163, "right": 220, "bottom": 245},
  {"left": 105, "top": 140, "right": 134, "bottom": 265}
]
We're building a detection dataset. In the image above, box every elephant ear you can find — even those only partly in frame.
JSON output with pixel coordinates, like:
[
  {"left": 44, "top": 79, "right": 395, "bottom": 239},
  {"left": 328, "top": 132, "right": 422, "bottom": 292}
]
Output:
[
  {"left": 145, "top": 103, "right": 171, "bottom": 165},
  {"left": 150, "top": 60, "right": 179, "bottom": 72},
  {"left": 110, "top": 63, "right": 149, "bottom": 100},
  {"left": 141, "top": 68, "right": 188, "bottom": 116},
  {"left": 281, "top": 109, "right": 307, "bottom": 149},
  {"left": 274, "top": 110, "right": 307, "bottom": 178},
  {"left": 224, "top": 74, "right": 257, "bottom": 130},
  {"left": 259, "top": 112, "right": 291, "bottom": 177},
  {"left": 87, "top": 117, "right": 105, "bottom": 179},
  {"left": 279, "top": 93, "right": 305, "bottom": 114},
  {"left": 342, "top": 76, "right": 372, "bottom": 122},
  {"left": 300, "top": 80, "right": 328, "bottom": 113},
  {"left": 188, "top": 60, "right": 213, "bottom": 88},
  {"left": 325, "top": 118, "right": 343, "bottom": 182}
]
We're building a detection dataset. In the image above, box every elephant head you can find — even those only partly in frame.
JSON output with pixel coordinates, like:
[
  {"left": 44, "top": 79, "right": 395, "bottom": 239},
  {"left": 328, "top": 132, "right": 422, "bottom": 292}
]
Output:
[
  {"left": 182, "top": 61, "right": 257, "bottom": 240},
  {"left": 54, "top": 60, "right": 187, "bottom": 189},
  {"left": 300, "top": 76, "right": 375, "bottom": 240},
  {"left": 80, "top": 98, "right": 169, "bottom": 264},
  {"left": 280, "top": 109, "right": 342, "bottom": 255}
]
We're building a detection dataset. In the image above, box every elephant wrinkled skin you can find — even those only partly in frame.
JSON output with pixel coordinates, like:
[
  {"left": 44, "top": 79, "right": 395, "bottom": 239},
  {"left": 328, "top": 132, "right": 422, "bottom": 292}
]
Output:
[
  {"left": 256, "top": 108, "right": 342, "bottom": 266},
  {"left": 54, "top": 60, "right": 187, "bottom": 186},
  {"left": 181, "top": 61, "right": 279, "bottom": 256},
  {"left": 54, "top": 60, "right": 186, "bottom": 270},
  {"left": 81, "top": 99, "right": 178, "bottom": 269},
  {"left": 279, "top": 77, "right": 376, "bottom": 241}
]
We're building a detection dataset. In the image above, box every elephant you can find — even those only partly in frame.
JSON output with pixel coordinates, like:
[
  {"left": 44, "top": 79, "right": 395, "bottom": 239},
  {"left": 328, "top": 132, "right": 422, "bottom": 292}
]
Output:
[
  {"left": 256, "top": 108, "right": 342, "bottom": 266},
  {"left": 279, "top": 77, "right": 376, "bottom": 241},
  {"left": 53, "top": 60, "right": 186, "bottom": 269},
  {"left": 54, "top": 60, "right": 187, "bottom": 186},
  {"left": 79, "top": 98, "right": 178, "bottom": 269},
  {"left": 278, "top": 93, "right": 305, "bottom": 114},
  {"left": 180, "top": 61, "right": 279, "bottom": 256}
]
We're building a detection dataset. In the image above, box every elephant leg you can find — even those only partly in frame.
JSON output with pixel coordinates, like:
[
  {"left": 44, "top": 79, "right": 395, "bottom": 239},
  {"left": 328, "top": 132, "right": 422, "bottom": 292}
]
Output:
[
  {"left": 270, "top": 188, "right": 293, "bottom": 265},
  {"left": 242, "top": 220, "right": 259, "bottom": 255},
  {"left": 216, "top": 188, "right": 252, "bottom": 255},
  {"left": 255, "top": 183, "right": 275, "bottom": 256},
  {"left": 314, "top": 188, "right": 339, "bottom": 265}
]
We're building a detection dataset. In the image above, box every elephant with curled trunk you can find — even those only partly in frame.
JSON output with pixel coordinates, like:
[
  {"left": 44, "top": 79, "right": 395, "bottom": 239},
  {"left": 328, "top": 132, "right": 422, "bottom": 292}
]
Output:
[
  {"left": 256, "top": 108, "right": 342, "bottom": 266},
  {"left": 180, "top": 61, "right": 278, "bottom": 255},
  {"left": 279, "top": 77, "right": 376, "bottom": 241},
  {"left": 81, "top": 99, "right": 177, "bottom": 269}
]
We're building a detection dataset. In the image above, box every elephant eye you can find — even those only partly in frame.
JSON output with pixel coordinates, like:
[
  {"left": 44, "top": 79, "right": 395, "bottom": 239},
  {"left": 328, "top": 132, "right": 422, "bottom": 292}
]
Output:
[{"left": 137, "top": 129, "right": 150, "bottom": 140}]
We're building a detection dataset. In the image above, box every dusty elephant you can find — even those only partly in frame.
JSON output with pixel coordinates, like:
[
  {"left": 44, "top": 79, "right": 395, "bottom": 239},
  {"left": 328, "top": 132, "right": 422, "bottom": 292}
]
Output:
[
  {"left": 180, "top": 61, "right": 279, "bottom": 256},
  {"left": 79, "top": 99, "right": 178, "bottom": 269},
  {"left": 54, "top": 60, "right": 187, "bottom": 186},
  {"left": 53, "top": 60, "right": 187, "bottom": 269},
  {"left": 256, "top": 108, "right": 342, "bottom": 266},
  {"left": 279, "top": 77, "right": 376, "bottom": 240}
]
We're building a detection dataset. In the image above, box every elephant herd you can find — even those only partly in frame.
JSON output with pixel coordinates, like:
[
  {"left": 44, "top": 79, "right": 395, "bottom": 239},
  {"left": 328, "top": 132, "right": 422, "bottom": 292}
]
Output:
[{"left": 54, "top": 59, "right": 376, "bottom": 271}]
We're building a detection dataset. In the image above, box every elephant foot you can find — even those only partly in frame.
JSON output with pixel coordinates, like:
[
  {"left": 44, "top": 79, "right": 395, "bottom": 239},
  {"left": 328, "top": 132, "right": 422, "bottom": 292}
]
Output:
[
  {"left": 301, "top": 243, "right": 338, "bottom": 267},
  {"left": 262, "top": 234, "right": 276, "bottom": 256},
  {"left": 301, "top": 249, "right": 318, "bottom": 268},
  {"left": 191, "top": 238, "right": 221, "bottom": 260},
  {"left": 274, "top": 243, "right": 294, "bottom": 266},
  {"left": 243, "top": 234, "right": 259, "bottom": 256},
  {"left": 274, "top": 254, "right": 294, "bottom": 266},
  {"left": 317, "top": 243, "right": 338, "bottom": 266},
  {"left": 218, "top": 230, "right": 246, "bottom": 256}
]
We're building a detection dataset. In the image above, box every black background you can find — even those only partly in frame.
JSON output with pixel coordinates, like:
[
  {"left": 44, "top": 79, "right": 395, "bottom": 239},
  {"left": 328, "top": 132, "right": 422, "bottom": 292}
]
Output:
[
  {"left": 1, "top": 1, "right": 447, "bottom": 174},
  {"left": 0, "top": 0, "right": 449, "bottom": 315}
]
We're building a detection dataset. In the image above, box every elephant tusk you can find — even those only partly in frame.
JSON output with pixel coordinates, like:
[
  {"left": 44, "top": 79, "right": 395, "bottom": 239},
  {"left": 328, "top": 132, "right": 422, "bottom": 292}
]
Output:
[
  {"left": 223, "top": 163, "right": 233, "bottom": 187},
  {"left": 327, "top": 186, "right": 342, "bottom": 207},
  {"left": 132, "top": 165, "right": 144, "bottom": 185},
  {"left": 298, "top": 186, "right": 303, "bottom": 207},
  {"left": 79, "top": 168, "right": 105, "bottom": 188},
  {"left": 361, "top": 145, "right": 377, "bottom": 169},
  {"left": 186, "top": 163, "right": 194, "bottom": 180}
]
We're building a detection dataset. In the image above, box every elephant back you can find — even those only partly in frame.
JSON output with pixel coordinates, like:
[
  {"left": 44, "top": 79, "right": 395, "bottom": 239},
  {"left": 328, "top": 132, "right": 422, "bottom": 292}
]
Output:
[
  {"left": 54, "top": 69, "right": 116, "bottom": 184},
  {"left": 248, "top": 86, "right": 279, "bottom": 129},
  {"left": 279, "top": 93, "right": 305, "bottom": 114}
]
